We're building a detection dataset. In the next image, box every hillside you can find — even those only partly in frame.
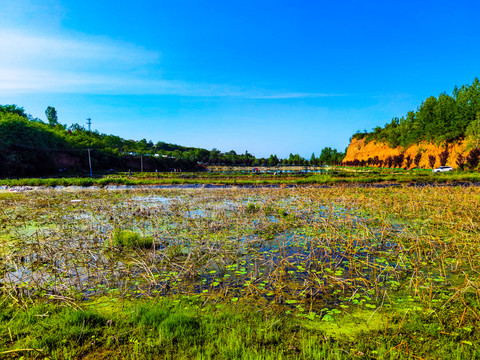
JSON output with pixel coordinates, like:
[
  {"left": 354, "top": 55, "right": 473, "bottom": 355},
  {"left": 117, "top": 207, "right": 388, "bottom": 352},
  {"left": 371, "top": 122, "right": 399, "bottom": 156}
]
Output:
[
  {"left": 0, "top": 106, "right": 198, "bottom": 177},
  {"left": 343, "top": 79, "right": 480, "bottom": 169},
  {"left": 0, "top": 105, "right": 345, "bottom": 178}
]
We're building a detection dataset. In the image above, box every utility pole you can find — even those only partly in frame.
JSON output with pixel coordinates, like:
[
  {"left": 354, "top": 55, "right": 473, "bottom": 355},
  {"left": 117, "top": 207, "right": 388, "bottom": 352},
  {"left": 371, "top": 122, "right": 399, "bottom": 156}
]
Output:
[
  {"left": 86, "top": 117, "right": 92, "bottom": 132},
  {"left": 87, "top": 149, "right": 93, "bottom": 178}
]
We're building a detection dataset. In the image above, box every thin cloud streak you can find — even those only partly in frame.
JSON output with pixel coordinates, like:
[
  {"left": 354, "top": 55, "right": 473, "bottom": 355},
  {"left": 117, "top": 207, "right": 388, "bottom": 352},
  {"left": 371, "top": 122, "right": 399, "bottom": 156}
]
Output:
[
  {"left": 0, "top": 29, "right": 160, "bottom": 69},
  {"left": 0, "top": 29, "right": 339, "bottom": 99},
  {"left": 250, "top": 92, "right": 345, "bottom": 99}
]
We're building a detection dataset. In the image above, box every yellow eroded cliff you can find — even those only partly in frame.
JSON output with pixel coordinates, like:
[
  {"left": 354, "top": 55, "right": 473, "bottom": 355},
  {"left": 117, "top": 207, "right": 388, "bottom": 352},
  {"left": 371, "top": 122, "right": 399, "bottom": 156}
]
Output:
[{"left": 343, "top": 138, "right": 470, "bottom": 169}]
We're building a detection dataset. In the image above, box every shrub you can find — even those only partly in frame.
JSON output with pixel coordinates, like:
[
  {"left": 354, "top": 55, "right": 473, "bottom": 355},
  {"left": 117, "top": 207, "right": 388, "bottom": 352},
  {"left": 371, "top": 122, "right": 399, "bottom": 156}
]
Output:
[
  {"left": 466, "top": 148, "right": 480, "bottom": 170},
  {"left": 405, "top": 155, "right": 413, "bottom": 169},
  {"left": 110, "top": 230, "right": 154, "bottom": 248},
  {"left": 456, "top": 154, "right": 465, "bottom": 171},
  {"left": 393, "top": 154, "right": 404, "bottom": 168},
  {"left": 385, "top": 156, "right": 393, "bottom": 168},
  {"left": 439, "top": 149, "right": 449, "bottom": 166},
  {"left": 414, "top": 153, "right": 422, "bottom": 168},
  {"left": 245, "top": 203, "right": 259, "bottom": 213}
]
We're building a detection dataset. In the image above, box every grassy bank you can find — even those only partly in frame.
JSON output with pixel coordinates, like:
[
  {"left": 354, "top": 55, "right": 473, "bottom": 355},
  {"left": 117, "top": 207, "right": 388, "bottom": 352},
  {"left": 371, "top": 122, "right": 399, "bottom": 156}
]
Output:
[{"left": 1, "top": 292, "right": 479, "bottom": 359}]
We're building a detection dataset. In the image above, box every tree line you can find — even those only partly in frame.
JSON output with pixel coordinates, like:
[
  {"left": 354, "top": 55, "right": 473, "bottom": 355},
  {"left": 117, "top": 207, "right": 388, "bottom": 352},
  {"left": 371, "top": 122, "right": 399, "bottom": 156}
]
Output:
[
  {"left": 0, "top": 105, "right": 345, "bottom": 177},
  {"left": 0, "top": 106, "right": 197, "bottom": 177},
  {"left": 353, "top": 78, "right": 480, "bottom": 148}
]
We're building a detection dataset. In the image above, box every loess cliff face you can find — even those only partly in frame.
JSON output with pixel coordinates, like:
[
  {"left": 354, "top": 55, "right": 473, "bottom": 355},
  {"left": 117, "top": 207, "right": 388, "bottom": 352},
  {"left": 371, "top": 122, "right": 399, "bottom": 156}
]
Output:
[{"left": 343, "top": 138, "right": 470, "bottom": 169}]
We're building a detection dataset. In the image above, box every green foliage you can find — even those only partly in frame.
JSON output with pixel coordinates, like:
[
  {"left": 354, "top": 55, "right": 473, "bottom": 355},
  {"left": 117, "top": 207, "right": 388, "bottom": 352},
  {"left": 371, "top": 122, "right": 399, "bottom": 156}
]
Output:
[
  {"left": 0, "top": 112, "right": 65, "bottom": 176},
  {"left": 110, "top": 230, "right": 154, "bottom": 248},
  {"left": 360, "top": 78, "right": 480, "bottom": 148},
  {"left": 0, "top": 104, "right": 27, "bottom": 118},
  {"left": 318, "top": 147, "right": 345, "bottom": 165},
  {"left": 1, "top": 103, "right": 347, "bottom": 177},
  {"left": 465, "top": 111, "right": 480, "bottom": 149},
  {"left": 45, "top": 106, "right": 59, "bottom": 126},
  {"left": 0, "top": 108, "right": 199, "bottom": 177}
]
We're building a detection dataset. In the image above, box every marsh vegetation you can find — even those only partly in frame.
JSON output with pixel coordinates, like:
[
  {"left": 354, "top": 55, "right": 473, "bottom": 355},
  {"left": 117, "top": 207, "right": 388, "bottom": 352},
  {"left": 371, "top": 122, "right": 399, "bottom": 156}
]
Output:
[
  {"left": 2, "top": 166, "right": 480, "bottom": 189},
  {"left": 1, "top": 186, "right": 479, "bottom": 359}
]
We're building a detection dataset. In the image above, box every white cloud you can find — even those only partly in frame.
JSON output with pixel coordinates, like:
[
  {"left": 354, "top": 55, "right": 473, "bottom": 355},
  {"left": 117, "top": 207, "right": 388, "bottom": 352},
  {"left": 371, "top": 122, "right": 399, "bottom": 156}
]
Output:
[
  {"left": 0, "top": 29, "right": 340, "bottom": 99},
  {"left": 0, "top": 31, "right": 159, "bottom": 68},
  {"left": 0, "top": 29, "right": 166, "bottom": 94}
]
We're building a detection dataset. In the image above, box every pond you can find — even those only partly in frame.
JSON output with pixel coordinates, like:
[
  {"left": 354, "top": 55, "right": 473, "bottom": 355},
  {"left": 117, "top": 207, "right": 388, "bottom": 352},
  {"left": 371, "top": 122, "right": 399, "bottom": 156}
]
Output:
[{"left": 1, "top": 187, "right": 411, "bottom": 313}]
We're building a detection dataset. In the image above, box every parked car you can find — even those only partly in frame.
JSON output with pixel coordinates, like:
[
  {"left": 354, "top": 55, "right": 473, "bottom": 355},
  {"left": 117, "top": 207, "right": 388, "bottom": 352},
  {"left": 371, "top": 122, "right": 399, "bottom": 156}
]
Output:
[{"left": 432, "top": 166, "right": 453, "bottom": 173}]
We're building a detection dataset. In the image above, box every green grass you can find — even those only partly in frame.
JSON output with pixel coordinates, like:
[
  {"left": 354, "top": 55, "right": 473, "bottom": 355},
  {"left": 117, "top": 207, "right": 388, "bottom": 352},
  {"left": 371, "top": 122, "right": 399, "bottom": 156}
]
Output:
[
  {"left": 1, "top": 294, "right": 479, "bottom": 359},
  {"left": 109, "top": 229, "right": 154, "bottom": 248}
]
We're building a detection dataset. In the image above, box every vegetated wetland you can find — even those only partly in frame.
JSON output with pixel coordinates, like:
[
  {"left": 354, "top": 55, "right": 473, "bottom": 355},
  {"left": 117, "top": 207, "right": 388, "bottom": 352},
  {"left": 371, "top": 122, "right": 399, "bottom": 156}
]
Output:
[
  {"left": 1, "top": 186, "right": 480, "bottom": 359},
  {"left": 3, "top": 166, "right": 480, "bottom": 189}
]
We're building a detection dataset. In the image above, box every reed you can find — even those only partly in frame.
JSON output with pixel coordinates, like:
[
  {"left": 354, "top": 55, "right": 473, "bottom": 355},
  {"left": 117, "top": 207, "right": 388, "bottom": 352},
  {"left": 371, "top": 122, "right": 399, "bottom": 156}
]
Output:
[{"left": 1, "top": 185, "right": 479, "bottom": 358}]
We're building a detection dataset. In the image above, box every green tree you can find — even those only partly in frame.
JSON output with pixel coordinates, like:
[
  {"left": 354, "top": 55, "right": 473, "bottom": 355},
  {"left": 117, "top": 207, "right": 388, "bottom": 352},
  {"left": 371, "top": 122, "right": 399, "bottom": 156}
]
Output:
[
  {"left": 45, "top": 106, "right": 58, "bottom": 126},
  {"left": 268, "top": 154, "right": 279, "bottom": 166},
  {"left": 466, "top": 111, "right": 480, "bottom": 149},
  {"left": 0, "top": 104, "right": 27, "bottom": 118},
  {"left": 318, "top": 147, "right": 344, "bottom": 165}
]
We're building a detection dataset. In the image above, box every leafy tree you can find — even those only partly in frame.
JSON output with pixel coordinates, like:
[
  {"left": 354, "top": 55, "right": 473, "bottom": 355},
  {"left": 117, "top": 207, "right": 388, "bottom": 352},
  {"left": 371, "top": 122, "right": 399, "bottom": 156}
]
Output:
[
  {"left": 45, "top": 106, "right": 59, "bottom": 126},
  {"left": 465, "top": 111, "right": 480, "bottom": 149},
  {"left": 69, "top": 123, "right": 84, "bottom": 132},
  {"left": 438, "top": 149, "right": 449, "bottom": 166},
  {"left": 405, "top": 155, "right": 413, "bottom": 169},
  {"left": 357, "top": 79, "right": 480, "bottom": 148},
  {"left": 318, "top": 147, "right": 345, "bottom": 165},
  {"left": 394, "top": 154, "right": 404, "bottom": 168},
  {"left": 268, "top": 154, "right": 279, "bottom": 166},
  {"left": 0, "top": 104, "right": 27, "bottom": 118},
  {"left": 385, "top": 156, "right": 393, "bottom": 168},
  {"left": 414, "top": 153, "right": 422, "bottom": 168},
  {"left": 428, "top": 155, "right": 436, "bottom": 169},
  {"left": 466, "top": 148, "right": 480, "bottom": 170},
  {"left": 456, "top": 153, "right": 465, "bottom": 171}
]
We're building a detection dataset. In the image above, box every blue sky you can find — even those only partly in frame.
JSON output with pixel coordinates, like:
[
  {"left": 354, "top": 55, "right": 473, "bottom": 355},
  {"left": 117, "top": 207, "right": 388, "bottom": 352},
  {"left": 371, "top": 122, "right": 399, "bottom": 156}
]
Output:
[{"left": 1, "top": 0, "right": 480, "bottom": 158}]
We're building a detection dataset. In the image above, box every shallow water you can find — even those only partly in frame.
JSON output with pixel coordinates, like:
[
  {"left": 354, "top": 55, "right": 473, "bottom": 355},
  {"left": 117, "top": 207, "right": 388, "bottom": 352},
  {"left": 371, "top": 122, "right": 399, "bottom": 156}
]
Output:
[{"left": 1, "top": 188, "right": 410, "bottom": 312}]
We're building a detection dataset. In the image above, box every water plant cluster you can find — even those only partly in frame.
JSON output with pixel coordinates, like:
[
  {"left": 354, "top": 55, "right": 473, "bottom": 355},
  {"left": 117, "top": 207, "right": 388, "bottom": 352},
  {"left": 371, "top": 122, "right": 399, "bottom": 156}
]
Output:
[{"left": 1, "top": 186, "right": 479, "bottom": 358}]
